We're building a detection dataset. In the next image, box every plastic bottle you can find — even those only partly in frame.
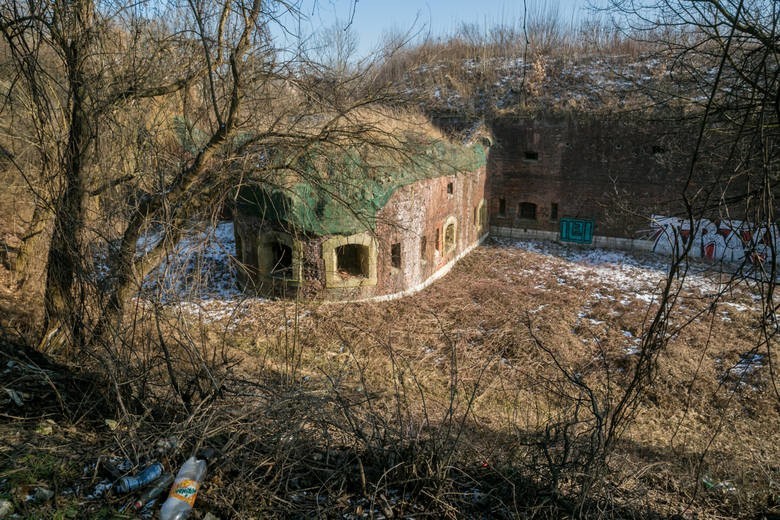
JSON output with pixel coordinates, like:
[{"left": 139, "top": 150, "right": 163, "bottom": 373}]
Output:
[
  {"left": 115, "top": 462, "right": 164, "bottom": 494},
  {"left": 159, "top": 456, "right": 207, "bottom": 520},
  {"left": 132, "top": 473, "right": 174, "bottom": 511}
]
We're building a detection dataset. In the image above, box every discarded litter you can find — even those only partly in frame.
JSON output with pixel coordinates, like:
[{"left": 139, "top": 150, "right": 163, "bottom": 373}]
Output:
[
  {"left": 702, "top": 476, "right": 737, "bottom": 493},
  {"left": 132, "top": 473, "right": 174, "bottom": 512},
  {"left": 160, "top": 454, "right": 208, "bottom": 520},
  {"left": 115, "top": 462, "right": 164, "bottom": 494},
  {"left": 99, "top": 457, "right": 133, "bottom": 480},
  {"left": 86, "top": 480, "right": 113, "bottom": 500}
]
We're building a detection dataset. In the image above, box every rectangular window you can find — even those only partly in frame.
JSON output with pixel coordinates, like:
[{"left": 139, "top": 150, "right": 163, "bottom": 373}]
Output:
[
  {"left": 519, "top": 202, "right": 537, "bottom": 220},
  {"left": 336, "top": 244, "right": 369, "bottom": 277},
  {"left": 435, "top": 228, "right": 440, "bottom": 251},
  {"left": 498, "top": 198, "right": 506, "bottom": 217},
  {"left": 447, "top": 182, "right": 454, "bottom": 195},
  {"left": 391, "top": 242, "right": 401, "bottom": 269},
  {"left": 524, "top": 151, "right": 539, "bottom": 161},
  {"left": 270, "top": 242, "right": 293, "bottom": 277},
  {"left": 551, "top": 203, "right": 559, "bottom": 220}
]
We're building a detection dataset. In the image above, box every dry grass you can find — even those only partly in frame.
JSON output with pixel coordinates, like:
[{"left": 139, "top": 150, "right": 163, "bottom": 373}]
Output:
[
  {"left": 181, "top": 243, "right": 776, "bottom": 516},
  {"left": 1, "top": 238, "right": 778, "bottom": 518}
]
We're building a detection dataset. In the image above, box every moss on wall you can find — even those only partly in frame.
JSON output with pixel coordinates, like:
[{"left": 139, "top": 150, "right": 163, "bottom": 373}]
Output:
[{"left": 237, "top": 141, "right": 486, "bottom": 236}]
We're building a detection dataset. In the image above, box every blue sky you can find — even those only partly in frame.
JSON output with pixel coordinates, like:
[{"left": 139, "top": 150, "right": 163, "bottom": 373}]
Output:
[{"left": 290, "top": 0, "right": 594, "bottom": 59}]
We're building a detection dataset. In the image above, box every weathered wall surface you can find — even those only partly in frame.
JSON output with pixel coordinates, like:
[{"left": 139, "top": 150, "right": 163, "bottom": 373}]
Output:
[
  {"left": 487, "top": 113, "right": 690, "bottom": 238},
  {"left": 318, "top": 166, "right": 488, "bottom": 300},
  {"left": 235, "top": 164, "right": 487, "bottom": 300},
  {"left": 373, "top": 166, "right": 488, "bottom": 296},
  {"left": 493, "top": 214, "right": 778, "bottom": 271},
  {"left": 644, "top": 215, "right": 778, "bottom": 265}
]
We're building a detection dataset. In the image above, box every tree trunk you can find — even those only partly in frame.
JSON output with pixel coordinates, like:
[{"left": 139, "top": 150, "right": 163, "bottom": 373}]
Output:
[{"left": 41, "top": 3, "right": 93, "bottom": 351}]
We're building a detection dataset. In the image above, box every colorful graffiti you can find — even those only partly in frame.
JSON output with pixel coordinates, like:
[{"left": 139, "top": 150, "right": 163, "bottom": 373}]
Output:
[{"left": 641, "top": 215, "right": 778, "bottom": 265}]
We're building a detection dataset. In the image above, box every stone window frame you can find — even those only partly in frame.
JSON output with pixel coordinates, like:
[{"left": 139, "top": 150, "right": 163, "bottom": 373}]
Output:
[
  {"left": 323, "top": 232, "right": 378, "bottom": 288},
  {"left": 443, "top": 215, "right": 458, "bottom": 254},
  {"left": 256, "top": 231, "right": 303, "bottom": 282}
]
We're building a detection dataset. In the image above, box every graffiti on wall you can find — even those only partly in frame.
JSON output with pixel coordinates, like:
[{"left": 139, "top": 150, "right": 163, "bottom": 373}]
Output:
[{"left": 640, "top": 215, "right": 778, "bottom": 265}]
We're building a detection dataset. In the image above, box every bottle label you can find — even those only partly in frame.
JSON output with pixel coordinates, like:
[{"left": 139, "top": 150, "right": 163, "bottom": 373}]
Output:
[{"left": 169, "top": 479, "right": 200, "bottom": 506}]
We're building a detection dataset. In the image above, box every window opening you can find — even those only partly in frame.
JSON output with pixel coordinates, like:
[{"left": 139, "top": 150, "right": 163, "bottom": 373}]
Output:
[
  {"left": 498, "top": 198, "right": 506, "bottom": 217},
  {"left": 420, "top": 236, "right": 427, "bottom": 259},
  {"left": 336, "top": 244, "right": 369, "bottom": 277},
  {"left": 391, "top": 242, "right": 401, "bottom": 269},
  {"left": 444, "top": 222, "right": 456, "bottom": 251},
  {"left": 519, "top": 202, "right": 537, "bottom": 220},
  {"left": 524, "top": 151, "right": 539, "bottom": 161},
  {"left": 435, "top": 228, "right": 440, "bottom": 251},
  {"left": 550, "top": 203, "right": 559, "bottom": 220},
  {"left": 447, "top": 182, "right": 453, "bottom": 195},
  {"left": 270, "top": 242, "right": 293, "bottom": 276}
]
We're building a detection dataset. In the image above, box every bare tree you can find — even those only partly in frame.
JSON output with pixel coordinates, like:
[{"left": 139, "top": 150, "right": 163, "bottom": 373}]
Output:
[
  {"left": 604, "top": 0, "right": 780, "bottom": 403},
  {"left": 1, "top": 0, "right": 217, "bottom": 346},
  {"left": 309, "top": 19, "right": 360, "bottom": 77},
  {"left": 0, "top": 0, "right": 413, "bottom": 358}
]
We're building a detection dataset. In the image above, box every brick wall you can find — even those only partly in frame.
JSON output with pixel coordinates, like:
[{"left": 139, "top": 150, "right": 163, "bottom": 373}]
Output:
[
  {"left": 374, "top": 166, "right": 487, "bottom": 295},
  {"left": 487, "top": 113, "right": 691, "bottom": 238}
]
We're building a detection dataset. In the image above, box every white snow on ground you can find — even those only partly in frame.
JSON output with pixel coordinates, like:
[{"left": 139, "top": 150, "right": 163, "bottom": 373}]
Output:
[
  {"left": 500, "top": 238, "right": 766, "bottom": 382},
  {"left": 728, "top": 353, "right": 765, "bottom": 378},
  {"left": 136, "top": 225, "right": 766, "bottom": 382},
  {"left": 145, "top": 228, "right": 757, "bottom": 309},
  {"left": 719, "top": 352, "right": 766, "bottom": 390},
  {"left": 497, "top": 238, "right": 728, "bottom": 301},
  {"left": 141, "top": 222, "right": 248, "bottom": 323},
  {"left": 142, "top": 221, "right": 240, "bottom": 300},
  {"left": 410, "top": 54, "right": 710, "bottom": 113},
  {"left": 497, "top": 238, "right": 762, "bottom": 353},
  {"left": 141, "top": 228, "right": 761, "bottom": 335}
]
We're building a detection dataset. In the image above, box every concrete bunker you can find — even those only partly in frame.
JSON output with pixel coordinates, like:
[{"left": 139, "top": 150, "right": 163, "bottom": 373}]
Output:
[{"left": 233, "top": 117, "right": 488, "bottom": 300}]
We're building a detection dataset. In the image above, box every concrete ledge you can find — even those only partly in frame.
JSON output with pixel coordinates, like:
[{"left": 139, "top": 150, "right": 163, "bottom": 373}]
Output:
[{"left": 490, "top": 226, "right": 659, "bottom": 255}]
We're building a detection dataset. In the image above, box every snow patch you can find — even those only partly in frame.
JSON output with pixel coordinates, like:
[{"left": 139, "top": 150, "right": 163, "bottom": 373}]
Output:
[{"left": 141, "top": 221, "right": 243, "bottom": 302}]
